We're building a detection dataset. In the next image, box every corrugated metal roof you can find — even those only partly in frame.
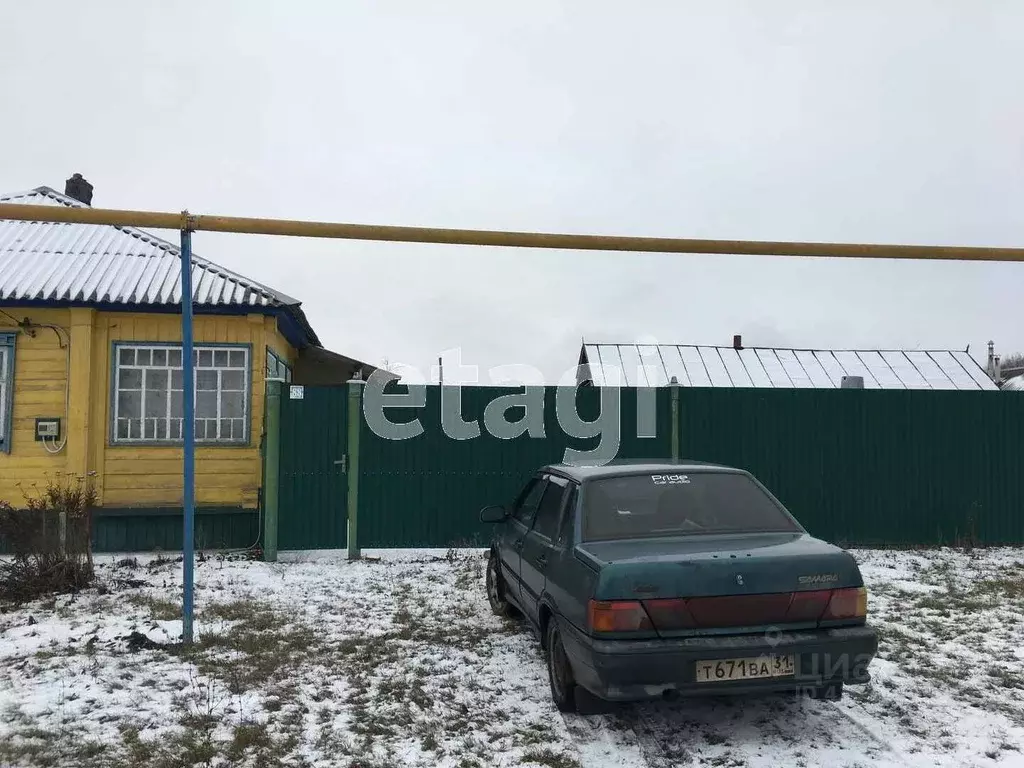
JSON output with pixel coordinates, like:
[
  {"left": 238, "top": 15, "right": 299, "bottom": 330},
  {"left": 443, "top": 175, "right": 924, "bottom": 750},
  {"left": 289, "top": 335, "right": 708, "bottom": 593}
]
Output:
[
  {"left": 1002, "top": 375, "right": 1024, "bottom": 392},
  {"left": 0, "top": 187, "right": 301, "bottom": 308},
  {"left": 581, "top": 343, "right": 998, "bottom": 391}
]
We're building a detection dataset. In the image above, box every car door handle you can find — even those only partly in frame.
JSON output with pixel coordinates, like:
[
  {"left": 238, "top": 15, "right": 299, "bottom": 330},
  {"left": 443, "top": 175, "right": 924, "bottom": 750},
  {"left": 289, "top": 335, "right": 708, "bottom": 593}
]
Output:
[
  {"left": 513, "top": 538, "right": 524, "bottom": 551},
  {"left": 535, "top": 554, "right": 548, "bottom": 567}
]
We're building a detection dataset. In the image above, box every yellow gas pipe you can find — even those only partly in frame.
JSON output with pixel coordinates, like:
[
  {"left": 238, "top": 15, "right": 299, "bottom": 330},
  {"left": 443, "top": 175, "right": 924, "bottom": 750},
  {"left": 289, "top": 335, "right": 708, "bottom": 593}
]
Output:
[{"left": 0, "top": 202, "right": 1022, "bottom": 262}]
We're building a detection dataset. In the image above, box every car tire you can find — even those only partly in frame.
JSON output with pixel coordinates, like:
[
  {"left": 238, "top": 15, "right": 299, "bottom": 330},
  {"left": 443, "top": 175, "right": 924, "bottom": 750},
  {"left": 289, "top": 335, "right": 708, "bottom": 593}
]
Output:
[
  {"left": 486, "top": 551, "right": 519, "bottom": 618},
  {"left": 546, "top": 619, "right": 578, "bottom": 713}
]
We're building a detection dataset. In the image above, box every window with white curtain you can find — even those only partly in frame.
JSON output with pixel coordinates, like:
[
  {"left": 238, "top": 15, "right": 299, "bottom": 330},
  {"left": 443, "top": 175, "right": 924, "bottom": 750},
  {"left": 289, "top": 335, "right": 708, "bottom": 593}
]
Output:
[{"left": 112, "top": 343, "right": 249, "bottom": 444}]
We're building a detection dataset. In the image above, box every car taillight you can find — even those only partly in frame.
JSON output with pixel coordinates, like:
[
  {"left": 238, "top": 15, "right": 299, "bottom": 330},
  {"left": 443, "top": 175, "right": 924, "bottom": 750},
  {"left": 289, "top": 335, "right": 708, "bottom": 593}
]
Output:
[
  {"left": 588, "top": 600, "right": 653, "bottom": 632},
  {"left": 822, "top": 587, "right": 867, "bottom": 620}
]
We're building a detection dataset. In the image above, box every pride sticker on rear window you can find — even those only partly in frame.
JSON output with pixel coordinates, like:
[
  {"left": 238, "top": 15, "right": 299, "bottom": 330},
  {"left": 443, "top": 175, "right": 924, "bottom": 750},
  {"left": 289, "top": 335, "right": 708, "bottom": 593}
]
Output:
[{"left": 651, "top": 474, "right": 690, "bottom": 485}]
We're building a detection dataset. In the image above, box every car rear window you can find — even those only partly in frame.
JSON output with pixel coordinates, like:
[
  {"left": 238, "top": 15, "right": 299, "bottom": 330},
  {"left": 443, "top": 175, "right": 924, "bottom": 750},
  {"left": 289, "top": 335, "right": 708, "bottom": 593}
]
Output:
[{"left": 581, "top": 472, "right": 800, "bottom": 541}]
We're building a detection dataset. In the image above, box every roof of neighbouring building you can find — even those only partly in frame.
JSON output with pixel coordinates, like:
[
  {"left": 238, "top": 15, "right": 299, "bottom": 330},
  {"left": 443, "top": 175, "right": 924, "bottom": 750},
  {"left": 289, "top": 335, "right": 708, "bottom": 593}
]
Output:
[
  {"left": 579, "top": 342, "right": 998, "bottom": 391},
  {"left": 0, "top": 186, "right": 320, "bottom": 347},
  {"left": 1001, "top": 375, "right": 1024, "bottom": 391},
  {"left": 1001, "top": 364, "right": 1024, "bottom": 382}
]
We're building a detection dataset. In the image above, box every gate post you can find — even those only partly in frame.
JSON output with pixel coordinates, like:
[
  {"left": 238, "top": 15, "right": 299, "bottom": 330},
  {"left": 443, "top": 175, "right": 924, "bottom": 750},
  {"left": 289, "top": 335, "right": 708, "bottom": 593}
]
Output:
[
  {"left": 670, "top": 376, "right": 680, "bottom": 461},
  {"left": 346, "top": 373, "right": 365, "bottom": 560},
  {"left": 262, "top": 380, "right": 282, "bottom": 562}
]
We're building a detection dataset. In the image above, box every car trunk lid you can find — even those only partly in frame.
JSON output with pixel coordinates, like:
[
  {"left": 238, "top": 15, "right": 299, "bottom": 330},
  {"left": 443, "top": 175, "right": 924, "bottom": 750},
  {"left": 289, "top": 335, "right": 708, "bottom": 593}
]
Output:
[{"left": 578, "top": 532, "right": 863, "bottom": 634}]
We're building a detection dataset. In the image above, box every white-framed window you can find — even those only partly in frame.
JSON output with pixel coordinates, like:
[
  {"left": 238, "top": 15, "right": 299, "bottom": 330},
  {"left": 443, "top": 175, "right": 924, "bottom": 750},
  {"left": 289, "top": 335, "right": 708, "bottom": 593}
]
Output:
[
  {"left": 0, "top": 333, "right": 14, "bottom": 453},
  {"left": 112, "top": 343, "right": 250, "bottom": 445},
  {"left": 266, "top": 348, "right": 292, "bottom": 383}
]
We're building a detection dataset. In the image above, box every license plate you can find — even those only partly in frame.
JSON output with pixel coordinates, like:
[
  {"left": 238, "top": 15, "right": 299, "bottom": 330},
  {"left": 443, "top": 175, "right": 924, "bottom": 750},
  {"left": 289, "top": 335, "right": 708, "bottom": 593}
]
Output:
[{"left": 695, "top": 654, "right": 795, "bottom": 683}]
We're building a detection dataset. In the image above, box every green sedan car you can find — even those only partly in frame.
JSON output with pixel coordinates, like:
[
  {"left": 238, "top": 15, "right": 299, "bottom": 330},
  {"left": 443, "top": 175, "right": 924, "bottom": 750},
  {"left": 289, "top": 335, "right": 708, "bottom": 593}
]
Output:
[{"left": 479, "top": 462, "right": 878, "bottom": 712}]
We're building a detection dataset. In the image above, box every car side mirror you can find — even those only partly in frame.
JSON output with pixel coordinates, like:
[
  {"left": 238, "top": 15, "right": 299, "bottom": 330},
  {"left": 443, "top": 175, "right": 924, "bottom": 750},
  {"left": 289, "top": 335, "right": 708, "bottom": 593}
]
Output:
[{"left": 479, "top": 504, "right": 508, "bottom": 523}]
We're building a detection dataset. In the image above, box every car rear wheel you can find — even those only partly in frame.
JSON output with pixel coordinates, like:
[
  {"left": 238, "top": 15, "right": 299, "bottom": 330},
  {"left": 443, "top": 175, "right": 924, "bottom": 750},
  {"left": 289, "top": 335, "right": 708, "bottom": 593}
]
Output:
[
  {"left": 546, "top": 619, "right": 578, "bottom": 713},
  {"left": 486, "top": 552, "right": 519, "bottom": 618}
]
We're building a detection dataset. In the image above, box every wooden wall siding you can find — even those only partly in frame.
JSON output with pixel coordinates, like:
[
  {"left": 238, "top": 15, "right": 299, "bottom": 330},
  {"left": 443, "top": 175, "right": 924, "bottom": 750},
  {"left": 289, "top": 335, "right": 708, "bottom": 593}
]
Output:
[
  {"left": 0, "top": 306, "right": 299, "bottom": 511},
  {"left": 265, "top": 316, "right": 297, "bottom": 367},
  {"left": 0, "top": 308, "right": 70, "bottom": 504}
]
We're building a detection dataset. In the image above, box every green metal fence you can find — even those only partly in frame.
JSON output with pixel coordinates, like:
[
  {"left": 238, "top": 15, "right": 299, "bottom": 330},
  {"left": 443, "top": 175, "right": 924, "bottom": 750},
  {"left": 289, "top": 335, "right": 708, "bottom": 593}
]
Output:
[
  {"left": 358, "top": 386, "right": 671, "bottom": 547},
  {"left": 267, "top": 383, "right": 1024, "bottom": 551},
  {"left": 678, "top": 388, "right": 1024, "bottom": 546}
]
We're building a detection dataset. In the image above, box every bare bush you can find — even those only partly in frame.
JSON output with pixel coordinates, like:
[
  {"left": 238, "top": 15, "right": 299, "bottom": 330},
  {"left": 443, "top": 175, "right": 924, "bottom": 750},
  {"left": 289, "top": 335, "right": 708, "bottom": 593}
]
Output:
[{"left": 0, "top": 473, "right": 96, "bottom": 604}]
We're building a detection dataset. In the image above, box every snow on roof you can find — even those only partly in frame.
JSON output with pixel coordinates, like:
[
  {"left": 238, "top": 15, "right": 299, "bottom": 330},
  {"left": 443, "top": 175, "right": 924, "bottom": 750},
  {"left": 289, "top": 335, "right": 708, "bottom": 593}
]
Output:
[
  {"left": 1001, "top": 375, "right": 1024, "bottom": 391},
  {"left": 581, "top": 343, "right": 998, "bottom": 391},
  {"left": 0, "top": 187, "right": 301, "bottom": 309}
]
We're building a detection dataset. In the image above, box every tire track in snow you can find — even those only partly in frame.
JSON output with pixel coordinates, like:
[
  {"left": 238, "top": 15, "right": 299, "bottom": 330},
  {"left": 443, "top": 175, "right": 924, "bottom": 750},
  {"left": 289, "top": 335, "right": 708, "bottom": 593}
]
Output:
[
  {"left": 562, "top": 712, "right": 650, "bottom": 768},
  {"left": 826, "top": 700, "right": 912, "bottom": 766},
  {"left": 566, "top": 695, "right": 906, "bottom": 768},
  {"left": 624, "top": 706, "right": 694, "bottom": 767},
  {"left": 563, "top": 707, "right": 695, "bottom": 768}
]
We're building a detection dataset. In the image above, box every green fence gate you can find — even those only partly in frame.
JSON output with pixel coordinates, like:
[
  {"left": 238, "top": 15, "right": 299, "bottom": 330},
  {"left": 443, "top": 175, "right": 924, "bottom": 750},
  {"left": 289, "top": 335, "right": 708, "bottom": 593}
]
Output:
[{"left": 267, "top": 382, "right": 349, "bottom": 550}]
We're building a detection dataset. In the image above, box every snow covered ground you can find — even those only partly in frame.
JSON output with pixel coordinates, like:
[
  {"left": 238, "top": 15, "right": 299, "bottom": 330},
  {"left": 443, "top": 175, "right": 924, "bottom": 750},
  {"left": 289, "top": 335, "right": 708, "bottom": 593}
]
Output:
[{"left": 1, "top": 547, "right": 1023, "bottom": 768}]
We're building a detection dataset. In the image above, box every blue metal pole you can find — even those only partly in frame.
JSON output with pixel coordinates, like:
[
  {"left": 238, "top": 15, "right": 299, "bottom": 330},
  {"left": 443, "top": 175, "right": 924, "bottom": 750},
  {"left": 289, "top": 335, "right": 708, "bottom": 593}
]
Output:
[{"left": 180, "top": 227, "right": 196, "bottom": 645}]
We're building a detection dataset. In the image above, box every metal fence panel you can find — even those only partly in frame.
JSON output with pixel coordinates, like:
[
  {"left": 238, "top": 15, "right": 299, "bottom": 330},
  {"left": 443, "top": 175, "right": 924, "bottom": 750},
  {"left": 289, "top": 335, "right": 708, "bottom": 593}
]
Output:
[
  {"left": 359, "top": 386, "right": 671, "bottom": 547},
  {"left": 677, "top": 388, "right": 1024, "bottom": 545}
]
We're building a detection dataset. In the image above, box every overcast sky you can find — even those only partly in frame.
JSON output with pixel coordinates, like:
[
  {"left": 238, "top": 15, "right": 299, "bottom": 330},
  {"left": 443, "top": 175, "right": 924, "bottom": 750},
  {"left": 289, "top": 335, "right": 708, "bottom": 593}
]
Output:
[{"left": 2, "top": 1, "right": 1022, "bottom": 382}]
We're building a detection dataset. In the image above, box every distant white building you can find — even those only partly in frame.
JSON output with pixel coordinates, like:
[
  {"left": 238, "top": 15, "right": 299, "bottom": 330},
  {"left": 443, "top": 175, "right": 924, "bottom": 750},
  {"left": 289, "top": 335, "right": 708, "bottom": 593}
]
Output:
[{"left": 577, "top": 336, "right": 997, "bottom": 390}]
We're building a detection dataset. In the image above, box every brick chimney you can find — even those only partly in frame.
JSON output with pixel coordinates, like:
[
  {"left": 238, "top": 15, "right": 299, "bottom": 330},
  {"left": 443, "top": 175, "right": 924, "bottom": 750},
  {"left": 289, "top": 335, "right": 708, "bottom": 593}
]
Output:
[
  {"left": 64, "top": 173, "right": 93, "bottom": 206},
  {"left": 733, "top": 334, "right": 743, "bottom": 350}
]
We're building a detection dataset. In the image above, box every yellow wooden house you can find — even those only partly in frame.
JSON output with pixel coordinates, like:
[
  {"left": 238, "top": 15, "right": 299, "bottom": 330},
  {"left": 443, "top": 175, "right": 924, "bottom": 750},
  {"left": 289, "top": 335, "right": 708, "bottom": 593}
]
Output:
[{"left": 0, "top": 180, "right": 375, "bottom": 550}]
